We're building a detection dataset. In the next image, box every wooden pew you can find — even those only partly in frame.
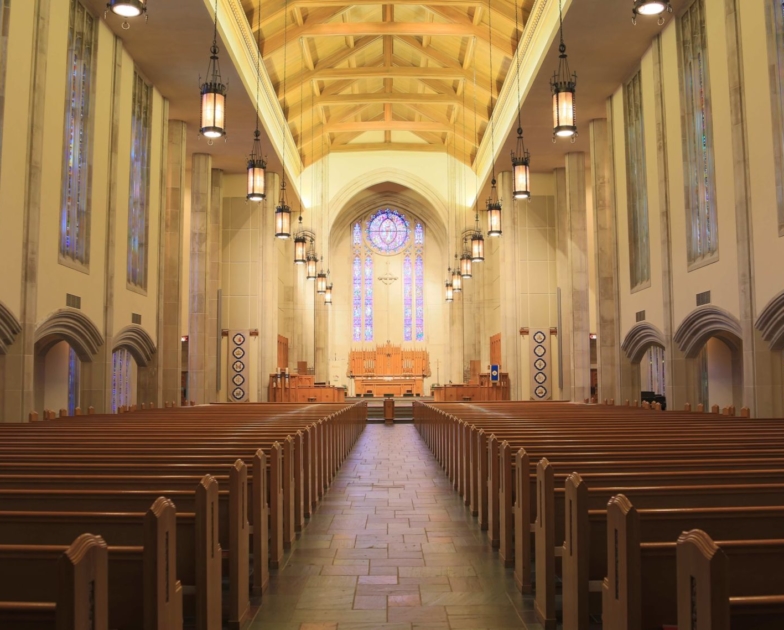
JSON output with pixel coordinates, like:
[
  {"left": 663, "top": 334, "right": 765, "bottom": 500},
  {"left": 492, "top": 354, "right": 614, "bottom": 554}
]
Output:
[
  {"left": 602, "top": 497, "right": 784, "bottom": 630},
  {"left": 0, "top": 534, "right": 108, "bottom": 630},
  {"left": 0, "top": 498, "right": 182, "bottom": 630},
  {"left": 677, "top": 530, "right": 784, "bottom": 630}
]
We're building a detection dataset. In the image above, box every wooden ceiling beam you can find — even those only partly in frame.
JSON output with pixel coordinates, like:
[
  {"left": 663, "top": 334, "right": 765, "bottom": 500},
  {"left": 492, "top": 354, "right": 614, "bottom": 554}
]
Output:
[
  {"left": 317, "top": 92, "right": 461, "bottom": 106},
  {"left": 261, "top": 6, "right": 350, "bottom": 56},
  {"left": 325, "top": 120, "right": 451, "bottom": 133},
  {"left": 330, "top": 142, "right": 444, "bottom": 153},
  {"left": 394, "top": 38, "right": 498, "bottom": 98},
  {"left": 425, "top": 6, "right": 514, "bottom": 58}
]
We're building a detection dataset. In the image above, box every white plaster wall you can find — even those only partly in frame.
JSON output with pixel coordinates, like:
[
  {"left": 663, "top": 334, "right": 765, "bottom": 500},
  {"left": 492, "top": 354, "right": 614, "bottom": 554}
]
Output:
[
  {"left": 43, "top": 341, "right": 69, "bottom": 413},
  {"left": 706, "top": 337, "right": 733, "bottom": 409}
]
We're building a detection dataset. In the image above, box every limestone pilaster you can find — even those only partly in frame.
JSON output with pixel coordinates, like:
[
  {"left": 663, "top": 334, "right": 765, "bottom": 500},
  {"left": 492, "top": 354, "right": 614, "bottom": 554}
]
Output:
[
  {"left": 259, "top": 172, "right": 280, "bottom": 400},
  {"left": 187, "top": 154, "right": 213, "bottom": 404},
  {"left": 554, "top": 168, "right": 572, "bottom": 400},
  {"left": 565, "top": 153, "right": 591, "bottom": 402},
  {"left": 158, "top": 121, "right": 186, "bottom": 406},
  {"left": 589, "top": 119, "right": 621, "bottom": 403},
  {"left": 497, "top": 171, "right": 522, "bottom": 400}
]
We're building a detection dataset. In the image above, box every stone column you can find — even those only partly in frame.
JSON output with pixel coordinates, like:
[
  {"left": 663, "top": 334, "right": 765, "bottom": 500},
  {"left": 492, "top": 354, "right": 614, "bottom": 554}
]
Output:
[
  {"left": 158, "top": 121, "right": 186, "bottom": 407},
  {"left": 258, "top": 172, "right": 280, "bottom": 400},
  {"left": 589, "top": 119, "right": 621, "bottom": 403},
  {"left": 565, "top": 153, "right": 591, "bottom": 402},
  {"left": 205, "top": 170, "right": 223, "bottom": 401},
  {"left": 554, "top": 168, "right": 572, "bottom": 400},
  {"left": 498, "top": 171, "right": 522, "bottom": 400},
  {"left": 187, "top": 154, "right": 212, "bottom": 404}
]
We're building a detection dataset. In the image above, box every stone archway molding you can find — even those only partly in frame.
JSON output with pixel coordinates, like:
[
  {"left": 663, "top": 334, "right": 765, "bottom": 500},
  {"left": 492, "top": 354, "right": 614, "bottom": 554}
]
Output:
[
  {"left": 620, "top": 322, "right": 666, "bottom": 364},
  {"left": 673, "top": 305, "right": 743, "bottom": 358},
  {"left": 755, "top": 290, "right": 784, "bottom": 351},
  {"left": 113, "top": 325, "right": 157, "bottom": 367},
  {"left": 34, "top": 308, "right": 104, "bottom": 362},
  {"left": 0, "top": 301, "right": 22, "bottom": 355},
  {"left": 328, "top": 168, "right": 449, "bottom": 236}
]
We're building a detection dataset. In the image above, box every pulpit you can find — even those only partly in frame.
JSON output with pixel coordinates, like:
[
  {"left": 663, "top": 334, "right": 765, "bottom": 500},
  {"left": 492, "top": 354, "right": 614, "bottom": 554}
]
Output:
[{"left": 348, "top": 343, "right": 430, "bottom": 397}]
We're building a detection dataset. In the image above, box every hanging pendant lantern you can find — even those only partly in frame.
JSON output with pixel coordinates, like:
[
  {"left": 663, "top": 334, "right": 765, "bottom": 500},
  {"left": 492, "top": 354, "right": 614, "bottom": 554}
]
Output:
[
  {"left": 316, "top": 259, "right": 327, "bottom": 294},
  {"left": 275, "top": 179, "right": 291, "bottom": 239},
  {"left": 105, "top": 0, "right": 147, "bottom": 29},
  {"left": 324, "top": 283, "right": 333, "bottom": 305},
  {"left": 471, "top": 213, "right": 485, "bottom": 262},
  {"left": 306, "top": 249, "right": 317, "bottom": 280},
  {"left": 445, "top": 278, "right": 454, "bottom": 303},
  {"left": 486, "top": 178, "right": 502, "bottom": 237},
  {"left": 632, "top": 0, "right": 671, "bottom": 24},
  {"left": 451, "top": 255, "right": 462, "bottom": 292},
  {"left": 551, "top": 0, "right": 577, "bottom": 140},
  {"left": 246, "top": 131, "right": 266, "bottom": 201},
  {"left": 511, "top": 127, "right": 531, "bottom": 200},
  {"left": 460, "top": 249, "right": 472, "bottom": 279},
  {"left": 294, "top": 232, "right": 308, "bottom": 265},
  {"left": 200, "top": 0, "right": 227, "bottom": 140}
]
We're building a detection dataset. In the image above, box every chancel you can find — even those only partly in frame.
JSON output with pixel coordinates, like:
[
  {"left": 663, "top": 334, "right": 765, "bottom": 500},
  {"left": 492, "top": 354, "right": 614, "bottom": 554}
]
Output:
[{"left": 1, "top": 0, "right": 784, "bottom": 628}]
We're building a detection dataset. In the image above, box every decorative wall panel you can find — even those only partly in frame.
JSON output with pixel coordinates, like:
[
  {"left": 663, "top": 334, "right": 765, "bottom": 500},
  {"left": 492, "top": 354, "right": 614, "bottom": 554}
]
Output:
[
  {"left": 530, "top": 329, "right": 552, "bottom": 400},
  {"left": 229, "top": 330, "right": 250, "bottom": 402}
]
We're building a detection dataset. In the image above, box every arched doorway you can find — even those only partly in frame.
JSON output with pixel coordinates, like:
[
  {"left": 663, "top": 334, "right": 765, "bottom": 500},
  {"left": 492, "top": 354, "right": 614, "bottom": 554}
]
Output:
[{"left": 621, "top": 322, "right": 667, "bottom": 406}]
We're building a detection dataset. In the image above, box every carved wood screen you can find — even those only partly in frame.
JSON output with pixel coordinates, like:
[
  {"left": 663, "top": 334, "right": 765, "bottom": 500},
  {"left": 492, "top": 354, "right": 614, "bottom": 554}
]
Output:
[
  {"left": 349, "top": 342, "right": 431, "bottom": 377},
  {"left": 277, "top": 335, "right": 289, "bottom": 370},
  {"left": 490, "top": 333, "right": 502, "bottom": 367}
]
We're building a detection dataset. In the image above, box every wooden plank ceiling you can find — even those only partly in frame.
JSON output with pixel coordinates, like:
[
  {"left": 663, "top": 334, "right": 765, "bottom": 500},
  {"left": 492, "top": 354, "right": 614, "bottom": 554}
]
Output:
[{"left": 242, "top": 0, "right": 533, "bottom": 166}]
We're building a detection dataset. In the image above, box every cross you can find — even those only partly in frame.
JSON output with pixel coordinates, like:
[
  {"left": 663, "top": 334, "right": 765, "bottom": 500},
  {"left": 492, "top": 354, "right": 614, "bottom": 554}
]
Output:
[{"left": 378, "top": 261, "right": 398, "bottom": 286}]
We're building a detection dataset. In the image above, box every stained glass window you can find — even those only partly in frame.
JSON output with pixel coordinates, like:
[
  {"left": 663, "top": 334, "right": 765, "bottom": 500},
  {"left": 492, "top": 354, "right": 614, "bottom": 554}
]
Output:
[
  {"left": 769, "top": 0, "right": 784, "bottom": 232},
  {"left": 415, "top": 252, "right": 424, "bottom": 341},
  {"left": 352, "top": 253, "right": 362, "bottom": 342},
  {"left": 128, "top": 71, "right": 152, "bottom": 288},
  {"left": 60, "top": 0, "right": 94, "bottom": 266},
  {"left": 111, "top": 348, "right": 132, "bottom": 413},
  {"left": 364, "top": 252, "right": 373, "bottom": 341},
  {"left": 366, "top": 209, "right": 410, "bottom": 254},
  {"left": 680, "top": 0, "right": 718, "bottom": 264},
  {"left": 67, "top": 346, "right": 79, "bottom": 416},
  {"left": 403, "top": 255, "right": 413, "bottom": 342},
  {"left": 624, "top": 71, "right": 650, "bottom": 288},
  {"left": 0, "top": 0, "right": 11, "bottom": 173}
]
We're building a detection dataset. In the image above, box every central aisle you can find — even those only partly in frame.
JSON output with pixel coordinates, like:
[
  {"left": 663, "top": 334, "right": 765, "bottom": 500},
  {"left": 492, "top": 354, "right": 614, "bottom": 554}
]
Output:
[{"left": 251, "top": 424, "right": 539, "bottom": 629}]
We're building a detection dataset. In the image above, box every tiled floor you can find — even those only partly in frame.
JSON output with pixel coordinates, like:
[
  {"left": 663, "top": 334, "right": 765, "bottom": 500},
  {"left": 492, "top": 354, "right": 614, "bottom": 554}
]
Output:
[{"left": 251, "top": 423, "right": 541, "bottom": 630}]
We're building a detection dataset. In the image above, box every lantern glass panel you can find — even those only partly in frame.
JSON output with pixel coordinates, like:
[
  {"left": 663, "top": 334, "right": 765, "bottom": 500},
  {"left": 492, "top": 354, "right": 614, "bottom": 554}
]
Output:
[
  {"left": 275, "top": 207, "right": 291, "bottom": 238},
  {"left": 294, "top": 238, "right": 307, "bottom": 264},
  {"left": 452, "top": 270, "right": 462, "bottom": 292},
  {"left": 487, "top": 207, "right": 502, "bottom": 236},
  {"left": 324, "top": 285, "right": 333, "bottom": 305},
  {"left": 513, "top": 162, "right": 530, "bottom": 199},
  {"left": 460, "top": 255, "right": 472, "bottom": 278},
  {"left": 637, "top": 0, "right": 667, "bottom": 15},
  {"left": 445, "top": 282, "right": 453, "bottom": 302},
  {"left": 201, "top": 90, "right": 226, "bottom": 138},
  {"left": 306, "top": 257, "right": 317, "bottom": 279},
  {"left": 247, "top": 163, "right": 265, "bottom": 201},
  {"left": 471, "top": 235, "right": 484, "bottom": 261},
  {"left": 553, "top": 91, "right": 576, "bottom": 136},
  {"left": 317, "top": 273, "right": 327, "bottom": 294}
]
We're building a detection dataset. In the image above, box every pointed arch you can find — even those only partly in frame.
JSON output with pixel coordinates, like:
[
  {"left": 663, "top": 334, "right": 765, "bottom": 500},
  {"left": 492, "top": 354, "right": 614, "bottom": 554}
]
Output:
[
  {"left": 34, "top": 308, "right": 104, "bottom": 362},
  {"left": 113, "top": 325, "right": 157, "bottom": 367},
  {"left": 756, "top": 290, "right": 784, "bottom": 351},
  {"left": 0, "top": 301, "right": 22, "bottom": 355},
  {"left": 620, "top": 322, "right": 666, "bottom": 364},
  {"left": 673, "top": 306, "right": 743, "bottom": 358}
]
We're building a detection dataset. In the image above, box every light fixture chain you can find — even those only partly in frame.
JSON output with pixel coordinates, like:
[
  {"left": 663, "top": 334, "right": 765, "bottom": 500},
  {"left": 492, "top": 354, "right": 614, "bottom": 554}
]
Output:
[
  {"left": 472, "top": 59, "right": 479, "bottom": 222},
  {"left": 514, "top": 0, "right": 521, "bottom": 129},
  {"left": 487, "top": 0, "right": 495, "bottom": 182},
  {"left": 255, "top": 0, "right": 261, "bottom": 135},
  {"left": 281, "top": 0, "right": 289, "bottom": 178}
]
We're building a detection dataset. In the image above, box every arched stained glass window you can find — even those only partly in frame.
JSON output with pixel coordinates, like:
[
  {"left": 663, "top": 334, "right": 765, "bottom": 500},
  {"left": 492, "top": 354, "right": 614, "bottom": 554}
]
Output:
[
  {"left": 366, "top": 209, "right": 410, "bottom": 254},
  {"left": 364, "top": 253, "right": 373, "bottom": 341},
  {"left": 403, "top": 255, "right": 413, "bottom": 342},
  {"left": 352, "top": 254, "right": 362, "bottom": 342}
]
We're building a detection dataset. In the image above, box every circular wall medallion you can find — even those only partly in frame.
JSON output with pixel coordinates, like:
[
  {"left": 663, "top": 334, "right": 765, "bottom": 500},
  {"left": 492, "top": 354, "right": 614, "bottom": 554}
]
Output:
[
  {"left": 232, "top": 360, "right": 245, "bottom": 373},
  {"left": 534, "top": 385, "right": 548, "bottom": 399},
  {"left": 534, "top": 372, "right": 547, "bottom": 385},
  {"left": 534, "top": 345, "right": 547, "bottom": 358},
  {"left": 232, "top": 374, "right": 245, "bottom": 387},
  {"left": 533, "top": 330, "right": 546, "bottom": 344},
  {"left": 232, "top": 333, "right": 246, "bottom": 345},
  {"left": 534, "top": 358, "right": 547, "bottom": 371},
  {"left": 232, "top": 387, "right": 245, "bottom": 400},
  {"left": 232, "top": 346, "right": 245, "bottom": 359}
]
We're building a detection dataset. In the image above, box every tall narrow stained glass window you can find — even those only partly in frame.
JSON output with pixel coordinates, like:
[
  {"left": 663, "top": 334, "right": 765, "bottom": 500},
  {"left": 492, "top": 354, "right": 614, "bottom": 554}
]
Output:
[
  {"left": 67, "top": 346, "right": 80, "bottom": 416},
  {"left": 624, "top": 71, "right": 650, "bottom": 288},
  {"left": 60, "top": 0, "right": 95, "bottom": 266},
  {"left": 364, "top": 253, "right": 373, "bottom": 341},
  {"left": 352, "top": 224, "right": 362, "bottom": 342},
  {"left": 403, "top": 255, "right": 413, "bottom": 341},
  {"left": 414, "top": 224, "right": 424, "bottom": 341},
  {"left": 128, "top": 71, "right": 152, "bottom": 288},
  {"left": 111, "top": 348, "right": 132, "bottom": 413},
  {"left": 768, "top": 0, "right": 784, "bottom": 233},
  {"left": 679, "top": 0, "right": 718, "bottom": 264}
]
